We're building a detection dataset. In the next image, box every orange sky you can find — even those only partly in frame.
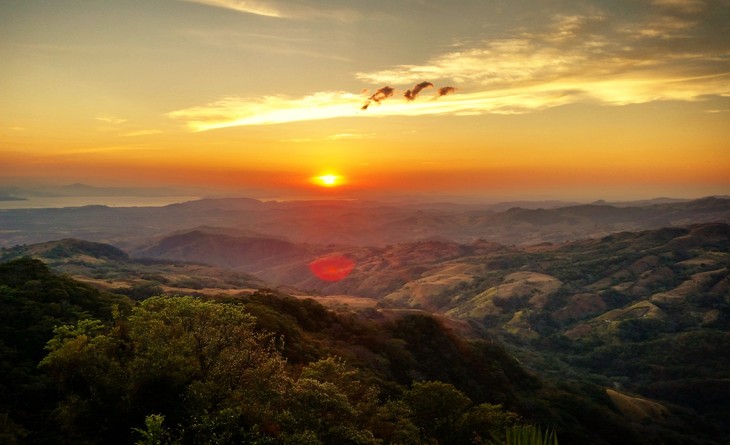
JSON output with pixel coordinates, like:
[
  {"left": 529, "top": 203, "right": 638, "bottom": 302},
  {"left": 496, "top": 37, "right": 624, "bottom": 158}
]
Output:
[{"left": 1, "top": 0, "right": 729, "bottom": 201}]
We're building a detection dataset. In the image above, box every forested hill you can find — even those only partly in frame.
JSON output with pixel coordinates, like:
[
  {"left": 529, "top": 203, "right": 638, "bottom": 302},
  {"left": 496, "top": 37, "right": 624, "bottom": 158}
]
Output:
[
  {"left": 0, "top": 258, "right": 132, "bottom": 444},
  {"left": 0, "top": 258, "right": 700, "bottom": 445}
]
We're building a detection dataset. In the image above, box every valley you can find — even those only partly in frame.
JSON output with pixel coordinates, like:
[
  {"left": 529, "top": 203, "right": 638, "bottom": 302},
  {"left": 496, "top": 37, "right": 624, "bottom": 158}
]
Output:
[{"left": 1, "top": 196, "right": 729, "bottom": 444}]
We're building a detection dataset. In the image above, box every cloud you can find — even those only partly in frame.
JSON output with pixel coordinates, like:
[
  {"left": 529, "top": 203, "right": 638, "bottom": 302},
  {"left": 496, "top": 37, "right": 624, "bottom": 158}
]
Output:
[
  {"left": 55, "top": 145, "right": 160, "bottom": 156},
  {"left": 361, "top": 86, "right": 395, "bottom": 110},
  {"left": 123, "top": 130, "right": 164, "bottom": 137},
  {"left": 181, "top": 0, "right": 283, "bottom": 18},
  {"left": 356, "top": 37, "right": 592, "bottom": 87},
  {"left": 95, "top": 116, "right": 127, "bottom": 125},
  {"left": 184, "top": 29, "right": 352, "bottom": 62},
  {"left": 169, "top": 67, "right": 730, "bottom": 130},
  {"left": 281, "top": 132, "right": 375, "bottom": 143},
  {"left": 650, "top": 0, "right": 707, "bottom": 13},
  {"left": 169, "top": 92, "right": 364, "bottom": 131},
  {"left": 435, "top": 86, "right": 457, "bottom": 98},
  {"left": 361, "top": 82, "right": 449, "bottom": 110},
  {"left": 404, "top": 81, "right": 434, "bottom": 101},
  {"left": 169, "top": 9, "right": 730, "bottom": 130},
  {"left": 356, "top": 9, "right": 729, "bottom": 95},
  {"left": 180, "top": 0, "right": 360, "bottom": 21},
  {"left": 326, "top": 132, "right": 375, "bottom": 140}
]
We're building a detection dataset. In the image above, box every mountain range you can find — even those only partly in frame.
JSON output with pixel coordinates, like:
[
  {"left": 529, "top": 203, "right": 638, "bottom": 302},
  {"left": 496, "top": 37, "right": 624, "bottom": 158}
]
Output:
[
  {"left": 1, "top": 196, "right": 729, "bottom": 443},
  {"left": 2, "top": 195, "right": 729, "bottom": 250}
]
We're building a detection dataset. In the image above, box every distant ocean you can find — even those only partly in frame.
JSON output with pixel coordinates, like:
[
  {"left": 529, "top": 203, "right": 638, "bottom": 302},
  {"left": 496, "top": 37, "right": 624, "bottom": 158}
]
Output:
[{"left": 0, "top": 196, "right": 201, "bottom": 209}]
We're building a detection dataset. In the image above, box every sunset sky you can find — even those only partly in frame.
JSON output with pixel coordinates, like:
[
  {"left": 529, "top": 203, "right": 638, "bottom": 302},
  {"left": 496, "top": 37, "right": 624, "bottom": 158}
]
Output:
[{"left": 1, "top": 0, "right": 729, "bottom": 201}]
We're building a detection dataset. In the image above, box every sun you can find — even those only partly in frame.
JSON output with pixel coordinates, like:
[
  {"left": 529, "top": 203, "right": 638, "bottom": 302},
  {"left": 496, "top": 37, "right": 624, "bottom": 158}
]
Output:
[
  {"left": 313, "top": 174, "right": 343, "bottom": 188},
  {"left": 321, "top": 175, "right": 337, "bottom": 186}
]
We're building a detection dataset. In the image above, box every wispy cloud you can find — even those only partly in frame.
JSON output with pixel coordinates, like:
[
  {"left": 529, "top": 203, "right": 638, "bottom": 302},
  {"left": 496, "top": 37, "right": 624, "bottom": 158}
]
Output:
[
  {"left": 95, "top": 116, "right": 128, "bottom": 125},
  {"left": 326, "top": 132, "right": 374, "bottom": 140},
  {"left": 55, "top": 145, "right": 160, "bottom": 156},
  {"left": 651, "top": 0, "right": 707, "bottom": 13},
  {"left": 181, "top": 0, "right": 283, "bottom": 18},
  {"left": 184, "top": 29, "right": 352, "bottom": 62},
  {"left": 95, "top": 116, "right": 163, "bottom": 138},
  {"left": 169, "top": 8, "right": 730, "bottom": 131},
  {"left": 123, "top": 130, "right": 164, "bottom": 137},
  {"left": 281, "top": 132, "right": 375, "bottom": 143},
  {"left": 169, "top": 92, "right": 363, "bottom": 131},
  {"left": 180, "top": 0, "right": 360, "bottom": 22}
]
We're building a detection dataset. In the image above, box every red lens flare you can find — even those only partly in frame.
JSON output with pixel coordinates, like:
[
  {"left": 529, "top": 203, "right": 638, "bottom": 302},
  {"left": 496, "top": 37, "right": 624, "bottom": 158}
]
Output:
[{"left": 308, "top": 255, "right": 355, "bottom": 282}]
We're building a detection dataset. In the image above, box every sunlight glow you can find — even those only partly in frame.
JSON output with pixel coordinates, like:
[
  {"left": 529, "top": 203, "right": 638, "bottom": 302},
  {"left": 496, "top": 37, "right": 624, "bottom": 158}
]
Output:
[
  {"left": 321, "top": 175, "right": 337, "bottom": 185},
  {"left": 313, "top": 174, "right": 342, "bottom": 188}
]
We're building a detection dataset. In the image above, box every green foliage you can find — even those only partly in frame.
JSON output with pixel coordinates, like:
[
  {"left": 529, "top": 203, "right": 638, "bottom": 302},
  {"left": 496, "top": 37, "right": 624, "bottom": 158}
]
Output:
[
  {"left": 112, "top": 282, "right": 165, "bottom": 300},
  {"left": 616, "top": 317, "right": 666, "bottom": 342},
  {"left": 17, "top": 250, "right": 723, "bottom": 444},
  {"left": 402, "top": 381, "right": 524, "bottom": 445},
  {"left": 285, "top": 378, "right": 378, "bottom": 445},
  {"left": 496, "top": 425, "right": 557, "bottom": 445},
  {"left": 41, "top": 296, "right": 289, "bottom": 444},
  {"left": 33, "top": 293, "right": 545, "bottom": 445},
  {"left": 404, "top": 380, "right": 472, "bottom": 442},
  {"left": 0, "top": 258, "right": 132, "bottom": 443},
  {"left": 459, "top": 403, "right": 521, "bottom": 444},
  {"left": 132, "top": 414, "right": 174, "bottom": 445},
  {"left": 370, "top": 400, "right": 421, "bottom": 445},
  {"left": 45, "top": 239, "right": 130, "bottom": 261}
]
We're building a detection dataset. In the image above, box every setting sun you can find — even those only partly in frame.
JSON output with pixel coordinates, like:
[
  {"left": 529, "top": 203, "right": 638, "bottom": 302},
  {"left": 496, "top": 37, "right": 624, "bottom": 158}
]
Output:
[{"left": 313, "top": 174, "right": 342, "bottom": 188}]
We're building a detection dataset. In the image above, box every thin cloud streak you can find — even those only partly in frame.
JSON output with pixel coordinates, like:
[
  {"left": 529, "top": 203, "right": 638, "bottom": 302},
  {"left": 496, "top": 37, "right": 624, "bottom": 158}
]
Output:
[
  {"left": 169, "top": 92, "right": 364, "bottom": 131},
  {"left": 123, "top": 130, "right": 164, "bottom": 137},
  {"left": 181, "top": 0, "right": 283, "bottom": 18},
  {"left": 95, "top": 116, "right": 127, "bottom": 125},
  {"left": 281, "top": 132, "right": 375, "bottom": 143},
  {"left": 651, "top": 0, "right": 707, "bottom": 13},
  {"left": 184, "top": 29, "right": 352, "bottom": 62},
  {"left": 180, "top": 0, "right": 361, "bottom": 22},
  {"left": 54, "top": 145, "right": 161, "bottom": 156}
]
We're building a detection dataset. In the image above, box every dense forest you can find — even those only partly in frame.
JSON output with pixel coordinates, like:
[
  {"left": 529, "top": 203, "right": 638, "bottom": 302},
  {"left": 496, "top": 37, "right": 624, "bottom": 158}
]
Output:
[{"left": 4, "top": 256, "right": 727, "bottom": 444}]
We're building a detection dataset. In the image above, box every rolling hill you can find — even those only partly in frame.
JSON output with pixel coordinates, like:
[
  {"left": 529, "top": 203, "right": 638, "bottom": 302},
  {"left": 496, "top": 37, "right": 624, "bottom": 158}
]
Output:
[{"left": 0, "top": 238, "right": 270, "bottom": 298}]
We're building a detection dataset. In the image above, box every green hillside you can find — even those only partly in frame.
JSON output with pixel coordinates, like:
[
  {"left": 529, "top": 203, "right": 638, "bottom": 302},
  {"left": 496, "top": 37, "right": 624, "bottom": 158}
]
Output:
[
  {"left": 2, "top": 223, "right": 728, "bottom": 443},
  {"left": 0, "top": 258, "right": 661, "bottom": 445}
]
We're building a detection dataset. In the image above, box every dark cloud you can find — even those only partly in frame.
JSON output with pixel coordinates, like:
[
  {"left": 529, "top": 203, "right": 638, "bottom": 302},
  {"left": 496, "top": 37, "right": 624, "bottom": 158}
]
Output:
[
  {"left": 404, "top": 81, "right": 434, "bottom": 101},
  {"left": 362, "top": 86, "right": 395, "bottom": 110},
  {"left": 435, "top": 86, "right": 457, "bottom": 98},
  {"left": 371, "top": 86, "right": 394, "bottom": 103},
  {"left": 360, "top": 83, "right": 456, "bottom": 110}
]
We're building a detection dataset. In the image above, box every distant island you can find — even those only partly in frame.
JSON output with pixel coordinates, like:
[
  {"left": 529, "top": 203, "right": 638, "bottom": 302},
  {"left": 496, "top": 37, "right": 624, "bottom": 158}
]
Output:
[{"left": 0, "top": 195, "right": 27, "bottom": 202}]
